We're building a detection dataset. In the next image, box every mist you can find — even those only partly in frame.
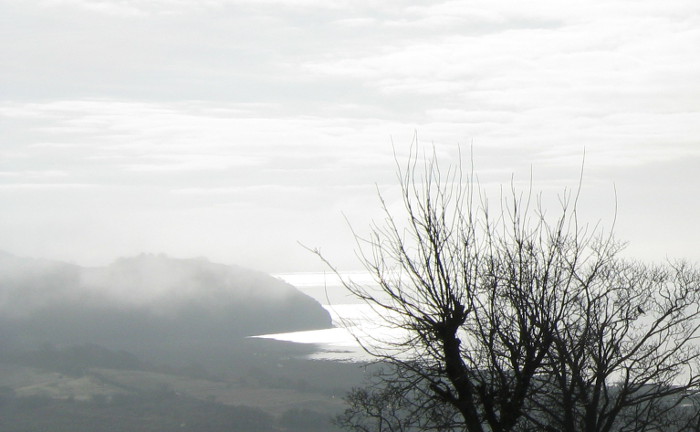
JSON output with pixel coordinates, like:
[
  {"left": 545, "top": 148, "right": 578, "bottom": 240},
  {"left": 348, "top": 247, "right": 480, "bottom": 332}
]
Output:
[
  {"left": 2, "top": 0, "right": 699, "bottom": 430},
  {"left": 0, "top": 251, "right": 365, "bottom": 431}
]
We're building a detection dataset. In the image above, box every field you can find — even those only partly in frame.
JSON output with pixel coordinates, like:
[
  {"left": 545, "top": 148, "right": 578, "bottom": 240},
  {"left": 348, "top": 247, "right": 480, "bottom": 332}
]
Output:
[{"left": 0, "top": 359, "right": 357, "bottom": 432}]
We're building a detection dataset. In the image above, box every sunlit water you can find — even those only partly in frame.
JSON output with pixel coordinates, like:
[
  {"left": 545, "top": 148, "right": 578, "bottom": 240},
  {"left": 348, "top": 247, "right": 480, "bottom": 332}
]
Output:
[{"left": 253, "top": 272, "right": 402, "bottom": 362}]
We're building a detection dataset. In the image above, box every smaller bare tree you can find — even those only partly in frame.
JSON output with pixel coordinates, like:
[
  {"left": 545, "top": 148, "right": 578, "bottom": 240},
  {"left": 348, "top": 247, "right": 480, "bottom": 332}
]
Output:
[
  {"left": 529, "top": 260, "right": 700, "bottom": 432},
  {"left": 335, "top": 367, "right": 459, "bottom": 432}
]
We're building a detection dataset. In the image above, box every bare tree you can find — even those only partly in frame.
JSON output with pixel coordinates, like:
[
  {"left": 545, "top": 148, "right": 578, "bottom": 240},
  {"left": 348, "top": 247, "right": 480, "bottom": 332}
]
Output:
[
  {"left": 529, "top": 259, "right": 700, "bottom": 432},
  {"left": 313, "top": 147, "right": 700, "bottom": 432}
]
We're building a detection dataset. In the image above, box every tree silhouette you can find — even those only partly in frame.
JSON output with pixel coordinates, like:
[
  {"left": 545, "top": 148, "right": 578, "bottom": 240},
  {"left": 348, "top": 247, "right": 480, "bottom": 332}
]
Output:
[{"left": 316, "top": 147, "right": 700, "bottom": 432}]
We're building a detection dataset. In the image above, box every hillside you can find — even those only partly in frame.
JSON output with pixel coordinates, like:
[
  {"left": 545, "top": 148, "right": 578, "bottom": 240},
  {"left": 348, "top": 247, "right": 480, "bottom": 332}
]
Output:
[
  {"left": 0, "top": 252, "right": 332, "bottom": 368},
  {"left": 0, "top": 252, "right": 356, "bottom": 431}
]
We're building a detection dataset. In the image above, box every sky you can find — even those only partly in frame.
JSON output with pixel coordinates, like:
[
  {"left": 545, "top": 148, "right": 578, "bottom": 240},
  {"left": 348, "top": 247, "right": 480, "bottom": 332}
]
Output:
[{"left": 1, "top": 0, "right": 699, "bottom": 272}]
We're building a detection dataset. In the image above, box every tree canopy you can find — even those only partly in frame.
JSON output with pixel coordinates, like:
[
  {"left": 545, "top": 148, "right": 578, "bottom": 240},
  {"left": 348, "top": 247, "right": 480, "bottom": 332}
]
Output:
[{"left": 320, "top": 149, "right": 700, "bottom": 432}]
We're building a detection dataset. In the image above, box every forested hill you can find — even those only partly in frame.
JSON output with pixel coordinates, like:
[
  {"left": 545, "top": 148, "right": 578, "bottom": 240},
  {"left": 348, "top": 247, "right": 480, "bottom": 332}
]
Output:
[{"left": 0, "top": 252, "right": 331, "bottom": 364}]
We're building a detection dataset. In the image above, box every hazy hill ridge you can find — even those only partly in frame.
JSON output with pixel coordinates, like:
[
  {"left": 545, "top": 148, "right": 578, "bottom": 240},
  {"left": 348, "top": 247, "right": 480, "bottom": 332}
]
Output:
[{"left": 0, "top": 252, "right": 332, "bottom": 361}]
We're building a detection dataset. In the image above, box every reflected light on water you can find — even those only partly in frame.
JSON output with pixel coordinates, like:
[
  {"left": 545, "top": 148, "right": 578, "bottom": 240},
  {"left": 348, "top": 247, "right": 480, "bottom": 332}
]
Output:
[{"left": 255, "top": 273, "right": 403, "bottom": 361}]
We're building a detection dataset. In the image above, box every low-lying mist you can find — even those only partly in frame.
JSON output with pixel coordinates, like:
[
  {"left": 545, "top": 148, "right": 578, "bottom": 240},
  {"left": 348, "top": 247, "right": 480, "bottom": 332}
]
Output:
[{"left": 0, "top": 251, "right": 332, "bottom": 368}]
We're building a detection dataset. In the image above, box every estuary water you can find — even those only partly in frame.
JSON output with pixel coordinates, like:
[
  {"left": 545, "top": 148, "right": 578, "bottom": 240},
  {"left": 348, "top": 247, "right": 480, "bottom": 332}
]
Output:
[{"left": 254, "top": 272, "right": 399, "bottom": 361}]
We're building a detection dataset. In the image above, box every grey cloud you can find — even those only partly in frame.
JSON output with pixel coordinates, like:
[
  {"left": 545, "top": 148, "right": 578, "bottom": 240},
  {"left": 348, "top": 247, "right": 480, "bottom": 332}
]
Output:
[{"left": 1, "top": 0, "right": 699, "bottom": 272}]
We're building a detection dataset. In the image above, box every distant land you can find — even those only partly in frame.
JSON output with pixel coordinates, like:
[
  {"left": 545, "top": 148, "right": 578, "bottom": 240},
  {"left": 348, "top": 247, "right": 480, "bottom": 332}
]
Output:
[
  {"left": 0, "top": 252, "right": 332, "bottom": 367},
  {"left": 0, "top": 252, "right": 363, "bottom": 431}
]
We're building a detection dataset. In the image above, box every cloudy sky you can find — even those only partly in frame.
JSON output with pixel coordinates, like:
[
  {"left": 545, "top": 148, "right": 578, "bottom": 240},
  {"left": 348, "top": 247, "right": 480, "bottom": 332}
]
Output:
[{"left": 1, "top": 0, "right": 699, "bottom": 272}]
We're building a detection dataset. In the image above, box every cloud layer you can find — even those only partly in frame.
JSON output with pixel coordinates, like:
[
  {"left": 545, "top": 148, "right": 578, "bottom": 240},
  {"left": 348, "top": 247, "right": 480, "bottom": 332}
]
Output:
[{"left": 1, "top": 0, "right": 699, "bottom": 269}]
